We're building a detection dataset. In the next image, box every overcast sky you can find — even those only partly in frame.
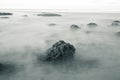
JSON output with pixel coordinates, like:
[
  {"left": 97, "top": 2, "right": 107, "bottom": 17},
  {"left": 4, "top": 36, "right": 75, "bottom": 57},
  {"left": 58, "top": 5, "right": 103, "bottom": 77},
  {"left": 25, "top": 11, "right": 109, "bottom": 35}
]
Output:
[{"left": 0, "top": 0, "right": 120, "bottom": 12}]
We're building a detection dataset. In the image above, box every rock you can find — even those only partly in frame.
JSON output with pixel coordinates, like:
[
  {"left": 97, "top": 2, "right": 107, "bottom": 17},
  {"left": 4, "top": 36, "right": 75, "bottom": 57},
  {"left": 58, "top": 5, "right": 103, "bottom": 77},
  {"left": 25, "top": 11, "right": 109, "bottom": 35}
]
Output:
[
  {"left": 37, "top": 12, "right": 62, "bottom": 17},
  {"left": 111, "top": 20, "right": 120, "bottom": 26},
  {"left": 87, "top": 23, "right": 98, "bottom": 27},
  {"left": 45, "top": 40, "right": 76, "bottom": 61},
  {"left": 0, "top": 17, "right": 9, "bottom": 19},
  {"left": 70, "top": 24, "right": 80, "bottom": 30},
  {"left": 48, "top": 23, "right": 56, "bottom": 26},
  {"left": 85, "top": 31, "right": 92, "bottom": 34},
  {"left": 0, "top": 12, "right": 12, "bottom": 15}
]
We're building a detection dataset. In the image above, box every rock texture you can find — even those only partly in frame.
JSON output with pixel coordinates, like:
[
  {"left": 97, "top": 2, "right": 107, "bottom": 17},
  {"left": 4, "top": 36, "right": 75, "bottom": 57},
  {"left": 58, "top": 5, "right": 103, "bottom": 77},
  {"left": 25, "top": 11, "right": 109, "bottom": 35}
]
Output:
[
  {"left": 111, "top": 20, "right": 120, "bottom": 26},
  {"left": 45, "top": 40, "right": 76, "bottom": 61}
]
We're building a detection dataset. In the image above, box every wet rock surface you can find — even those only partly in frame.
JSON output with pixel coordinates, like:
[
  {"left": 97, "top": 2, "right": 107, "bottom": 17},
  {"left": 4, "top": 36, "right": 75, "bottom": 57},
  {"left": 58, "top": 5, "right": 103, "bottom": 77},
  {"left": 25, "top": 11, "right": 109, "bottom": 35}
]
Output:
[
  {"left": 45, "top": 40, "right": 76, "bottom": 61},
  {"left": 111, "top": 20, "right": 120, "bottom": 26},
  {"left": 87, "top": 23, "right": 98, "bottom": 27},
  {"left": 70, "top": 24, "right": 80, "bottom": 30},
  {"left": 37, "top": 12, "right": 62, "bottom": 17}
]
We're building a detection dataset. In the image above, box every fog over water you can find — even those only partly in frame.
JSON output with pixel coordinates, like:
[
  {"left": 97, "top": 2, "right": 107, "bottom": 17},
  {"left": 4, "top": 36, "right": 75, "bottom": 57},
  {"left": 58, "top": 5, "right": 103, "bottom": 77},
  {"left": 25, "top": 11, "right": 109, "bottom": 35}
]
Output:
[{"left": 0, "top": 10, "right": 120, "bottom": 80}]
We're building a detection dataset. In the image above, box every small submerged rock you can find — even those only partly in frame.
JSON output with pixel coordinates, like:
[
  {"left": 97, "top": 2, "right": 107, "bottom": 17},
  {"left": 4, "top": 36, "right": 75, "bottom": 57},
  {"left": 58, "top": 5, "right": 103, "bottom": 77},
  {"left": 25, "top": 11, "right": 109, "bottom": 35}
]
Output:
[
  {"left": 87, "top": 23, "right": 98, "bottom": 28},
  {"left": 70, "top": 24, "right": 80, "bottom": 30},
  {"left": 45, "top": 40, "right": 76, "bottom": 61},
  {"left": 111, "top": 20, "right": 120, "bottom": 26},
  {"left": 37, "top": 12, "right": 62, "bottom": 17}
]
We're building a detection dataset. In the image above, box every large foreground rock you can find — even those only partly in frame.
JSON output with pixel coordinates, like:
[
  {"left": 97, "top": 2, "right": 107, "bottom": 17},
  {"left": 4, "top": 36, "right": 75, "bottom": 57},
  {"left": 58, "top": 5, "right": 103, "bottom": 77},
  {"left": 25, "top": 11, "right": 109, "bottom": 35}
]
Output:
[{"left": 45, "top": 40, "right": 76, "bottom": 61}]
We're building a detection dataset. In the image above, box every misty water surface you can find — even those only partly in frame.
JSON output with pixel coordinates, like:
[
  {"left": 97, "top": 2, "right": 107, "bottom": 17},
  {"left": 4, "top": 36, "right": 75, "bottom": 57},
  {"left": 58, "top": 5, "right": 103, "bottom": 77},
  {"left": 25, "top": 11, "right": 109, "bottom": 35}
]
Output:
[{"left": 0, "top": 10, "right": 120, "bottom": 80}]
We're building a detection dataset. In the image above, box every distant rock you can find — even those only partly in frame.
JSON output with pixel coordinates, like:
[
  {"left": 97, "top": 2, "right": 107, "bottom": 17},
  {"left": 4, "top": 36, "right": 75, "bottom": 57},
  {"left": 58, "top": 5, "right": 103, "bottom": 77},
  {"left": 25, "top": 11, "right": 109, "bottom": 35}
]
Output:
[
  {"left": 70, "top": 24, "right": 80, "bottom": 30},
  {"left": 45, "top": 40, "right": 76, "bottom": 61},
  {"left": 37, "top": 12, "right": 62, "bottom": 17},
  {"left": 0, "top": 17, "right": 9, "bottom": 19},
  {"left": 85, "top": 31, "right": 92, "bottom": 34},
  {"left": 48, "top": 23, "right": 56, "bottom": 26},
  {"left": 23, "top": 15, "right": 28, "bottom": 17},
  {"left": 87, "top": 23, "right": 98, "bottom": 27},
  {"left": 111, "top": 20, "right": 120, "bottom": 26},
  {"left": 0, "top": 12, "right": 12, "bottom": 15}
]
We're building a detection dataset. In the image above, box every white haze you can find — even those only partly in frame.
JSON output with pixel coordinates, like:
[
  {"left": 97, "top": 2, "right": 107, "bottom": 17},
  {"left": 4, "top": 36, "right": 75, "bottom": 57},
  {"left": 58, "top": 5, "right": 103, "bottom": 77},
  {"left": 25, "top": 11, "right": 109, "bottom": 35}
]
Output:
[
  {"left": 0, "top": 10, "right": 120, "bottom": 80},
  {"left": 0, "top": 0, "right": 120, "bottom": 12}
]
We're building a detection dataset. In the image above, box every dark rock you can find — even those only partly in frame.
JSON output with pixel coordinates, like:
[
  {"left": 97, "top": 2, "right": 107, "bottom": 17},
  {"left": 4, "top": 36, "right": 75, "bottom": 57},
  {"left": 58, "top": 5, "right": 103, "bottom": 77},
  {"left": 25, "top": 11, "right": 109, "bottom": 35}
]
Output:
[
  {"left": 45, "top": 40, "right": 76, "bottom": 61},
  {"left": 87, "top": 23, "right": 98, "bottom": 27},
  {"left": 37, "top": 12, "right": 62, "bottom": 17},
  {"left": 70, "top": 24, "right": 80, "bottom": 30},
  {"left": 0, "top": 12, "right": 12, "bottom": 15},
  {"left": 111, "top": 20, "right": 120, "bottom": 26}
]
